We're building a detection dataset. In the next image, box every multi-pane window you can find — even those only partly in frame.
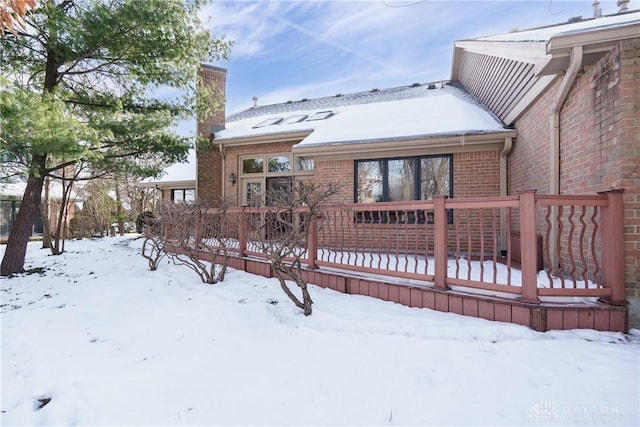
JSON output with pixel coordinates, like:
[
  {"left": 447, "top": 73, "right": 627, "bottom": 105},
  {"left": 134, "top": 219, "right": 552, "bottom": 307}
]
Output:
[
  {"left": 171, "top": 188, "right": 195, "bottom": 203},
  {"left": 244, "top": 182, "right": 262, "bottom": 207},
  {"left": 355, "top": 155, "right": 451, "bottom": 203},
  {"left": 355, "top": 155, "right": 452, "bottom": 223},
  {"left": 267, "top": 155, "right": 291, "bottom": 173},
  {"left": 242, "top": 158, "right": 264, "bottom": 174},
  {"left": 239, "top": 154, "right": 314, "bottom": 207},
  {"left": 295, "top": 156, "right": 314, "bottom": 172}
]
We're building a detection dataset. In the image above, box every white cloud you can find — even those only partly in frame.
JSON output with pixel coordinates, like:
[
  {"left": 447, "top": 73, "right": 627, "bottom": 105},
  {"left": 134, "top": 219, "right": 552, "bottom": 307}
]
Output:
[{"left": 205, "top": 0, "right": 635, "bottom": 115}]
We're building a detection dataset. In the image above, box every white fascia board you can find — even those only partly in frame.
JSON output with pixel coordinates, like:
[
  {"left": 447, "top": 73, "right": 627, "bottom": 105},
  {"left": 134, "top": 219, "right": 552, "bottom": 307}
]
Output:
[
  {"left": 137, "top": 180, "right": 196, "bottom": 189},
  {"left": 546, "top": 20, "right": 640, "bottom": 54},
  {"left": 454, "top": 40, "right": 549, "bottom": 64},
  {"left": 292, "top": 131, "right": 517, "bottom": 161}
]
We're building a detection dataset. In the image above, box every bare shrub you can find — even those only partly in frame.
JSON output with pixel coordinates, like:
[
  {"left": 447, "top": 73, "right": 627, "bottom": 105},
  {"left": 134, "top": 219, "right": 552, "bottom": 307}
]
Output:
[
  {"left": 161, "top": 199, "right": 232, "bottom": 284},
  {"left": 248, "top": 182, "right": 338, "bottom": 315},
  {"left": 140, "top": 213, "right": 165, "bottom": 271}
]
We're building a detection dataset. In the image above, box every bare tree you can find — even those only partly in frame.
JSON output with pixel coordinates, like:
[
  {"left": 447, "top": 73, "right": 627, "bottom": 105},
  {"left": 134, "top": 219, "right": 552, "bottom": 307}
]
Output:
[
  {"left": 160, "top": 198, "right": 232, "bottom": 284},
  {"left": 248, "top": 182, "right": 338, "bottom": 316},
  {"left": 49, "top": 164, "right": 84, "bottom": 254}
]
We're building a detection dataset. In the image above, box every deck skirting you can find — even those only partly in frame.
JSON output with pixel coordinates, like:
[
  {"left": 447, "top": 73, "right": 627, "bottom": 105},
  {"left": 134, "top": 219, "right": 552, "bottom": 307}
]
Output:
[{"left": 231, "top": 255, "right": 627, "bottom": 333}]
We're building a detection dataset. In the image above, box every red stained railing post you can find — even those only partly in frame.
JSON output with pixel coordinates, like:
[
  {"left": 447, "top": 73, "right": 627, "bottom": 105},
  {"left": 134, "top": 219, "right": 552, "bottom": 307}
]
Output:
[
  {"left": 238, "top": 205, "right": 247, "bottom": 257},
  {"left": 194, "top": 208, "right": 202, "bottom": 249},
  {"left": 519, "top": 190, "right": 540, "bottom": 304},
  {"left": 598, "top": 189, "right": 626, "bottom": 304},
  {"left": 307, "top": 211, "right": 318, "bottom": 270},
  {"left": 433, "top": 195, "right": 448, "bottom": 290}
]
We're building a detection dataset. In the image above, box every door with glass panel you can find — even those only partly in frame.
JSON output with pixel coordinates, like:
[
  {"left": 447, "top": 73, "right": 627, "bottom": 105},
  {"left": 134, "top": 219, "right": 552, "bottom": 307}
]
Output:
[{"left": 242, "top": 179, "right": 263, "bottom": 207}]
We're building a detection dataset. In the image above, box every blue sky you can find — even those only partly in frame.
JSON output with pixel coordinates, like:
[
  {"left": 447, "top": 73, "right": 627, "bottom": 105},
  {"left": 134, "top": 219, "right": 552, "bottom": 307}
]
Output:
[{"left": 190, "top": 0, "right": 637, "bottom": 122}]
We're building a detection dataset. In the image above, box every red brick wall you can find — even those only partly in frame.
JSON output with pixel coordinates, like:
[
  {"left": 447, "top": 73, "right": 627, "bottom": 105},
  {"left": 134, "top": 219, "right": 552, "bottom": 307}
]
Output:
[
  {"left": 508, "top": 78, "right": 558, "bottom": 195},
  {"left": 312, "top": 150, "right": 502, "bottom": 254},
  {"left": 509, "top": 39, "right": 640, "bottom": 299},
  {"left": 454, "top": 151, "right": 501, "bottom": 198},
  {"left": 313, "top": 159, "right": 354, "bottom": 204},
  {"left": 197, "top": 65, "right": 226, "bottom": 207},
  {"left": 619, "top": 39, "right": 640, "bottom": 298},
  {"left": 222, "top": 148, "right": 503, "bottom": 205}
]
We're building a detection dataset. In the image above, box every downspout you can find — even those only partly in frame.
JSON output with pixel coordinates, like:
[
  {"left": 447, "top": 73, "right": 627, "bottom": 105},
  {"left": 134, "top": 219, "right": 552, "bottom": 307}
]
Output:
[
  {"left": 218, "top": 142, "right": 226, "bottom": 199},
  {"left": 551, "top": 45, "right": 583, "bottom": 195},
  {"left": 549, "top": 45, "right": 583, "bottom": 269},
  {"left": 500, "top": 136, "right": 513, "bottom": 255}
]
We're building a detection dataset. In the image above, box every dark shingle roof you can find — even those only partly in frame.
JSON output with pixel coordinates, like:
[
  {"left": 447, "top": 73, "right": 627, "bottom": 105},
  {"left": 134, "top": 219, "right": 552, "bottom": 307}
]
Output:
[{"left": 227, "top": 81, "right": 450, "bottom": 122}]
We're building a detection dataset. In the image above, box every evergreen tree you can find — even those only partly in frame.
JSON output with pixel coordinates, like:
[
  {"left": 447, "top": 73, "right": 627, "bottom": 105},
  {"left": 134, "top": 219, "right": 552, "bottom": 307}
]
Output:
[{"left": 1, "top": 0, "right": 230, "bottom": 275}]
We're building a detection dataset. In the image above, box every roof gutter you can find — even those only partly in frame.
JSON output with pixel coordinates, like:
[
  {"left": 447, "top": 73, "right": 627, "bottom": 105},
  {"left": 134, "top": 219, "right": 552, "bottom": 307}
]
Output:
[{"left": 293, "top": 130, "right": 517, "bottom": 160}]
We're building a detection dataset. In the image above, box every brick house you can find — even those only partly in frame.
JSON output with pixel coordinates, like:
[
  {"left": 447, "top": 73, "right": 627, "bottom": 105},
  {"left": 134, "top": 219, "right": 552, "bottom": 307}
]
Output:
[
  {"left": 197, "top": 65, "right": 517, "bottom": 261},
  {"left": 138, "top": 149, "right": 197, "bottom": 204},
  {"left": 150, "top": 9, "right": 639, "bottom": 329},
  {"left": 200, "top": 73, "right": 515, "bottom": 209}
]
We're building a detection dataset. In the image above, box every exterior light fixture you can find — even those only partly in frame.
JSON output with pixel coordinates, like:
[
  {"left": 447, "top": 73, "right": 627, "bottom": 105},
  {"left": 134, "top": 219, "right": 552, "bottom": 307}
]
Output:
[{"left": 229, "top": 172, "right": 237, "bottom": 185}]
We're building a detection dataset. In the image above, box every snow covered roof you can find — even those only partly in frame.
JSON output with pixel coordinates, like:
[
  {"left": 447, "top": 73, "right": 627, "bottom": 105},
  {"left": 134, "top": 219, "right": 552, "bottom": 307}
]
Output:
[
  {"left": 139, "top": 149, "right": 196, "bottom": 187},
  {"left": 214, "top": 82, "right": 511, "bottom": 149},
  {"left": 0, "top": 181, "right": 85, "bottom": 201},
  {"left": 0, "top": 182, "right": 25, "bottom": 198},
  {"left": 476, "top": 10, "right": 639, "bottom": 43}
]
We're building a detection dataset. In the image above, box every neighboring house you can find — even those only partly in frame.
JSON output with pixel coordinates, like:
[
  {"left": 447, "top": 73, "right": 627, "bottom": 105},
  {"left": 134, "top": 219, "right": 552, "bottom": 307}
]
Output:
[
  {"left": 144, "top": 7, "right": 639, "bottom": 329},
  {"left": 1, "top": 182, "right": 43, "bottom": 241},
  {"left": 138, "top": 149, "right": 197, "bottom": 204},
  {"left": 1, "top": 180, "right": 83, "bottom": 242}
]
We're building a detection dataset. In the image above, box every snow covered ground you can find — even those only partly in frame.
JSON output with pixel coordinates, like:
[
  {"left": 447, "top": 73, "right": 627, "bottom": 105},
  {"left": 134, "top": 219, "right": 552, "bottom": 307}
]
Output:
[{"left": 2, "top": 236, "right": 639, "bottom": 426}]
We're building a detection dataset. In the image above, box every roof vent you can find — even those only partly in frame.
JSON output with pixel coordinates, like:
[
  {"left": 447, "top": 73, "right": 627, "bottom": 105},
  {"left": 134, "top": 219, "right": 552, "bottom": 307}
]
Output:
[
  {"left": 410, "top": 82, "right": 420, "bottom": 87},
  {"left": 593, "top": 0, "right": 602, "bottom": 18},
  {"left": 428, "top": 83, "right": 436, "bottom": 89},
  {"left": 370, "top": 88, "right": 379, "bottom": 92},
  {"left": 618, "top": 0, "right": 630, "bottom": 12},
  {"left": 252, "top": 96, "right": 258, "bottom": 107},
  {"left": 567, "top": 15, "right": 583, "bottom": 23}
]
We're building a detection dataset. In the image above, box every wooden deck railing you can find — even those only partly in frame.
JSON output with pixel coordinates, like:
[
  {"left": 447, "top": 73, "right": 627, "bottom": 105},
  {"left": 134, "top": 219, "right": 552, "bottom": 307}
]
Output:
[{"left": 192, "top": 190, "right": 625, "bottom": 305}]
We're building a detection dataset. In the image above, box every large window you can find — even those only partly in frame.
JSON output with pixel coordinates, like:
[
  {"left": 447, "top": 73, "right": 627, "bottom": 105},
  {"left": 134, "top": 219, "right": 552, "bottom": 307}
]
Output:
[
  {"left": 355, "top": 155, "right": 451, "bottom": 203},
  {"left": 171, "top": 188, "right": 195, "bottom": 203},
  {"left": 355, "top": 155, "right": 452, "bottom": 223}
]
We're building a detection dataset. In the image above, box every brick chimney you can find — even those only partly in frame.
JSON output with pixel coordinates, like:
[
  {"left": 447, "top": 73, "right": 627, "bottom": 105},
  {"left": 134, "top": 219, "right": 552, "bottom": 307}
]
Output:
[
  {"left": 196, "top": 64, "right": 227, "bottom": 207},
  {"left": 197, "top": 64, "right": 226, "bottom": 140}
]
